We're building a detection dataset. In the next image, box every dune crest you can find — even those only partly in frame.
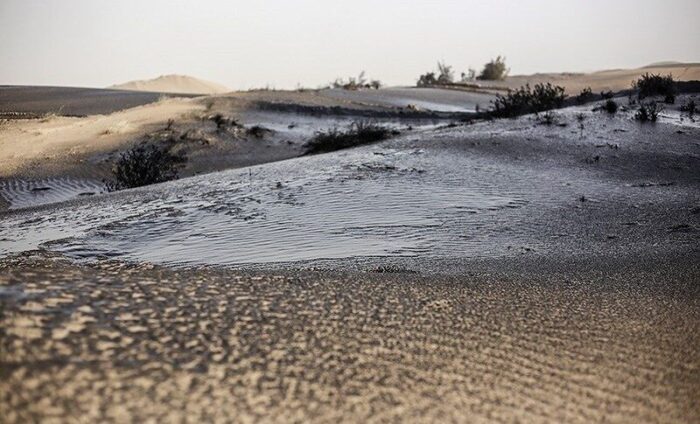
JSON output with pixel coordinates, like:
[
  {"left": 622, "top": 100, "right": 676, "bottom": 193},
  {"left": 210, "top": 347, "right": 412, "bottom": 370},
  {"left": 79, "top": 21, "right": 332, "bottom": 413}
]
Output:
[{"left": 110, "top": 74, "right": 230, "bottom": 95}]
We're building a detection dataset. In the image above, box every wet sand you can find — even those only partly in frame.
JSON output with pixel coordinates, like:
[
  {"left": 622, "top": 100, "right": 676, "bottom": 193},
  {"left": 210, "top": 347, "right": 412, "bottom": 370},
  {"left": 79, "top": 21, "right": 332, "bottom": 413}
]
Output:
[{"left": 1, "top": 252, "right": 698, "bottom": 422}]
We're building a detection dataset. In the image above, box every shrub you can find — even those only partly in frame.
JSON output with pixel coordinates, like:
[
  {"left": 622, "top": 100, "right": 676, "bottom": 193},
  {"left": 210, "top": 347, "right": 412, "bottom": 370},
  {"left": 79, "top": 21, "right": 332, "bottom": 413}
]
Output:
[
  {"left": 490, "top": 83, "right": 567, "bottom": 118},
  {"left": 595, "top": 99, "right": 618, "bottom": 114},
  {"left": 633, "top": 73, "right": 675, "bottom": 103},
  {"left": 107, "top": 143, "right": 184, "bottom": 191},
  {"left": 576, "top": 87, "right": 594, "bottom": 104},
  {"left": 436, "top": 61, "right": 454, "bottom": 84},
  {"left": 680, "top": 99, "right": 696, "bottom": 117},
  {"left": 634, "top": 101, "right": 662, "bottom": 123},
  {"left": 600, "top": 90, "right": 614, "bottom": 100},
  {"left": 417, "top": 72, "right": 437, "bottom": 87},
  {"left": 416, "top": 62, "right": 454, "bottom": 87},
  {"left": 304, "top": 121, "right": 394, "bottom": 154},
  {"left": 477, "top": 56, "right": 509, "bottom": 81},
  {"left": 536, "top": 111, "right": 560, "bottom": 126}
]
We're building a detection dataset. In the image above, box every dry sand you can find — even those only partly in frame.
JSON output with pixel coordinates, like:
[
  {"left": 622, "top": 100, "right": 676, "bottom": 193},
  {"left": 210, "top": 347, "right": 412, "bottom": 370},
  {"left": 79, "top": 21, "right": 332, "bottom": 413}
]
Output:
[
  {"left": 110, "top": 74, "right": 231, "bottom": 95},
  {"left": 0, "top": 253, "right": 698, "bottom": 422},
  {"left": 502, "top": 63, "right": 700, "bottom": 94}
]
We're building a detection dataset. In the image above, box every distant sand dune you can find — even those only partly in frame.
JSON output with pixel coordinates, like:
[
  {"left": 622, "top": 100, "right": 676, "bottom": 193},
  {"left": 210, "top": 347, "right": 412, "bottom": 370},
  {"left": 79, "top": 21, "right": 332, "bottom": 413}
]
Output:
[{"left": 110, "top": 75, "right": 230, "bottom": 95}]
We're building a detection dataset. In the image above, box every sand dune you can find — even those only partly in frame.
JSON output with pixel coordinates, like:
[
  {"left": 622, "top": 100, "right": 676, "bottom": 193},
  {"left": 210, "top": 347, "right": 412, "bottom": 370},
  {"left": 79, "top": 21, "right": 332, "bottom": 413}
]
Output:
[
  {"left": 502, "top": 63, "right": 700, "bottom": 94},
  {"left": 110, "top": 74, "right": 230, "bottom": 95}
]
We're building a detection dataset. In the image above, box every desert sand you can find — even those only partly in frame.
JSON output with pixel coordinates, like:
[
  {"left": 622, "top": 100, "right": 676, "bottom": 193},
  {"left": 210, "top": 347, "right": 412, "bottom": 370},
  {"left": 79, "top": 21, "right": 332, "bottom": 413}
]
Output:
[
  {"left": 1, "top": 64, "right": 699, "bottom": 422},
  {"left": 110, "top": 74, "right": 231, "bottom": 95},
  {"left": 501, "top": 63, "right": 700, "bottom": 94}
]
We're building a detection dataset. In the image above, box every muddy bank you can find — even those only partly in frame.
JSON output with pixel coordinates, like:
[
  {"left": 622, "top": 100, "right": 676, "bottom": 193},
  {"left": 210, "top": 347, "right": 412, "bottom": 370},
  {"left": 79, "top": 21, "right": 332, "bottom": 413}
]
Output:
[{"left": 0, "top": 252, "right": 698, "bottom": 423}]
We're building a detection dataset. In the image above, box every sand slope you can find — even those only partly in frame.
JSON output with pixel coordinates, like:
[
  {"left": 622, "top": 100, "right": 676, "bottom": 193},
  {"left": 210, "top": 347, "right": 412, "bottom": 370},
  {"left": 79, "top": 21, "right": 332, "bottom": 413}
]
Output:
[
  {"left": 110, "top": 75, "right": 230, "bottom": 95},
  {"left": 503, "top": 63, "right": 700, "bottom": 94}
]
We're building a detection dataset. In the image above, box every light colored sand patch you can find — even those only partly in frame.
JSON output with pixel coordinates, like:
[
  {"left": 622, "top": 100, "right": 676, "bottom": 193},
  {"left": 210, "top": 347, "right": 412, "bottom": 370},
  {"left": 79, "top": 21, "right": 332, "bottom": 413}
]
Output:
[
  {"left": 0, "top": 97, "right": 203, "bottom": 178},
  {"left": 504, "top": 64, "right": 700, "bottom": 93},
  {"left": 111, "top": 75, "right": 230, "bottom": 95}
]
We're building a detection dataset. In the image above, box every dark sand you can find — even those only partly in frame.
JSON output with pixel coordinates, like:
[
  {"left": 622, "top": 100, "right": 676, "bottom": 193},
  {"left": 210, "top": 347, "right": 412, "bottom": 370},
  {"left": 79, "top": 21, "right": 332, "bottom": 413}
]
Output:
[{"left": 0, "top": 86, "right": 198, "bottom": 117}]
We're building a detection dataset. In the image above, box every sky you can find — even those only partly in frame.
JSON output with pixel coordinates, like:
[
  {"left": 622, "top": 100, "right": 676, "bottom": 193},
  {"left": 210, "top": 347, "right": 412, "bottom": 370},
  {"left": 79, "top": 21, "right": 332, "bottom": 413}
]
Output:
[{"left": 1, "top": 0, "right": 699, "bottom": 89}]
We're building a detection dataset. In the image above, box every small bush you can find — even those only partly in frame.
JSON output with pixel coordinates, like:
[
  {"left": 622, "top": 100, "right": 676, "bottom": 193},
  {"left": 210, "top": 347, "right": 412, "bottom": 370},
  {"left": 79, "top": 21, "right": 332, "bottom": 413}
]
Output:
[
  {"left": 680, "top": 99, "right": 697, "bottom": 117},
  {"left": 416, "top": 62, "right": 454, "bottom": 87},
  {"left": 634, "top": 101, "right": 662, "bottom": 123},
  {"left": 595, "top": 99, "right": 618, "bottom": 114},
  {"left": 633, "top": 73, "right": 675, "bottom": 103},
  {"left": 477, "top": 56, "right": 509, "bottom": 81},
  {"left": 417, "top": 72, "right": 437, "bottom": 87},
  {"left": 600, "top": 90, "right": 614, "bottom": 100},
  {"left": 536, "top": 111, "right": 560, "bottom": 126},
  {"left": 107, "top": 143, "right": 184, "bottom": 191},
  {"left": 304, "top": 121, "right": 394, "bottom": 154},
  {"left": 490, "top": 83, "right": 567, "bottom": 118},
  {"left": 436, "top": 61, "right": 454, "bottom": 84},
  {"left": 576, "top": 87, "right": 594, "bottom": 104}
]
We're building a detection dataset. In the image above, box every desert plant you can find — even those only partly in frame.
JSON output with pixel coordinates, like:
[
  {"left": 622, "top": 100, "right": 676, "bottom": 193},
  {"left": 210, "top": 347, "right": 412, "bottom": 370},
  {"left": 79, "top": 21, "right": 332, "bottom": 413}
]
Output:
[
  {"left": 461, "top": 68, "right": 477, "bottom": 82},
  {"left": 477, "top": 56, "right": 509, "bottom": 81},
  {"left": 600, "top": 90, "right": 614, "bottom": 100},
  {"left": 332, "top": 71, "right": 380, "bottom": 90},
  {"left": 490, "top": 83, "right": 567, "bottom": 118},
  {"left": 595, "top": 99, "right": 618, "bottom": 114},
  {"left": 680, "top": 99, "right": 697, "bottom": 117},
  {"left": 536, "top": 111, "right": 560, "bottom": 126},
  {"left": 417, "top": 72, "right": 437, "bottom": 87},
  {"left": 107, "top": 143, "right": 184, "bottom": 191},
  {"left": 576, "top": 87, "right": 594, "bottom": 104},
  {"left": 304, "top": 121, "right": 395, "bottom": 154},
  {"left": 634, "top": 101, "right": 662, "bottom": 123},
  {"left": 437, "top": 61, "right": 454, "bottom": 84},
  {"left": 633, "top": 73, "right": 675, "bottom": 103}
]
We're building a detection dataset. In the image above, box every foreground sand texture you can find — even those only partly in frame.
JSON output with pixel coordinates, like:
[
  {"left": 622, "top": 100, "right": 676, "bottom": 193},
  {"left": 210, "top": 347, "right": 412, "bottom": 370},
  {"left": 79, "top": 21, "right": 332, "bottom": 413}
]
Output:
[{"left": 0, "top": 255, "right": 698, "bottom": 422}]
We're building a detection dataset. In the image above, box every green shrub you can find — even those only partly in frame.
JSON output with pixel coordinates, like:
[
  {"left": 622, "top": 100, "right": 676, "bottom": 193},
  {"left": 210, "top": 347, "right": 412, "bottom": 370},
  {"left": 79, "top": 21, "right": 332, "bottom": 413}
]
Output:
[
  {"left": 304, "top": 121, "right": 395, "bottom": 154},
  {"left": 490, "top": 83, "right": 567, "bottom": 118},
  {"left": 107, "top": 143, "right": 184, "bottom": 191},
  {"left": 633, "top": 73, "right": 675, "bottom": 103},
  {"left": 477, "top": 56, "right": 509, "bottom": 81}
]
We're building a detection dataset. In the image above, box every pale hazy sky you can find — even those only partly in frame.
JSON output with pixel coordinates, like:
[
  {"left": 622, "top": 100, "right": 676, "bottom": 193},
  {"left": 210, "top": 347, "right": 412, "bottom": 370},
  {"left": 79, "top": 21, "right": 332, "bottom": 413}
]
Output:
[{"left": 1, "top": 0, "right": 699, "bottom": 89}]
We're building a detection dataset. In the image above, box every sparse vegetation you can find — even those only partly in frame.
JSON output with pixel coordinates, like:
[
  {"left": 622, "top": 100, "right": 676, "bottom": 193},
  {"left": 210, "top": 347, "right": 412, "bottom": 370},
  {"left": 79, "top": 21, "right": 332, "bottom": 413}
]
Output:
[
  {"left": 417, "top": 62, "right": 454, "bottom": 87},
  {"left": 477, "top": 56, "right": 509, "bottom": 81},
  {"left": 680, "top": 99, "right": 696, "bottom": 117},
  {"left": 332, "top": 71, "right": 381, "bottom": 90},
  {"left": 633, "top": 73, "right": 676, "bottom": 104},
  {"left": 595, "top": 99, "right": 618, "bottom": 114},
  {"left": 209, "top": 114, "right": 239, "bottom": 130},
  {"left": 600, "top": 91, "right": 614, "bottom": 100},
  {"left": 536, "top": 111, "right": 560, "bottom": 126},
  {"left": 576, "top": 87, "right": 594, "bottom": 104},
  {"left": 634, "top": 101, "right": 662, "bottom": 123},
  {"left": 107, "top": 143, "right": 185, "bottom": 191},
  {"left": 489, "top": 83, "right": 567, "bottom": 118},
  {"left": 304, "top": 121, "right": 395, "bottom": 154}
]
